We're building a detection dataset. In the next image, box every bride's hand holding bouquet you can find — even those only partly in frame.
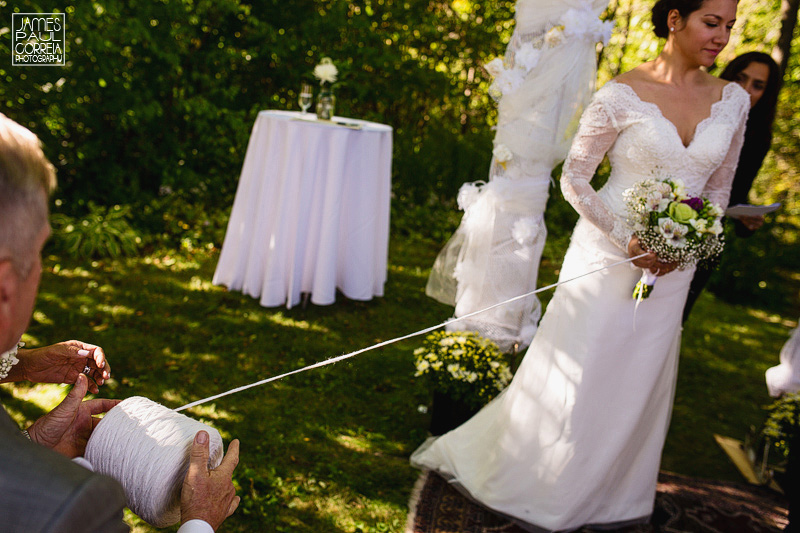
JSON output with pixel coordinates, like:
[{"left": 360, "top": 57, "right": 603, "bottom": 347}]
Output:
[
  {"left": 627, "top": 235, "right": 677, "bottom": 282},
  {"left": 623, "top": 177, "right": 725, "bottom": 299}
]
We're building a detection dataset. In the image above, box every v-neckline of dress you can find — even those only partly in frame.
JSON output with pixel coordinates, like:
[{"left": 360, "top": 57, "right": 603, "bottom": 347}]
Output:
[{"left": 609, "top": 80, "right": 734, "bottom": 149}]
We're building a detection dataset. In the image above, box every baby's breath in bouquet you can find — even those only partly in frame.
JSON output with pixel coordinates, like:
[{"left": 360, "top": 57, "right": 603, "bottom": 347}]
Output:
[
  {"left": 623, "top": 176, "right": 725, "bottom": 299},
  {"left": 414, "top": 331, "right": 513, "bottom": 410}
]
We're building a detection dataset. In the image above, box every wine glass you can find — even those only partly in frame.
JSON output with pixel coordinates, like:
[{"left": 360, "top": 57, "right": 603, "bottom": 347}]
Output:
[{"left": 299, "top": 83, "right": 313, "bottom": 114}]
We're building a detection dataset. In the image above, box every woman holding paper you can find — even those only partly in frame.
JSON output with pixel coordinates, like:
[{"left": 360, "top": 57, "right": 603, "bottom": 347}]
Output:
[{"left": 683, "top": 51, "right": 781, "bottom": 321}]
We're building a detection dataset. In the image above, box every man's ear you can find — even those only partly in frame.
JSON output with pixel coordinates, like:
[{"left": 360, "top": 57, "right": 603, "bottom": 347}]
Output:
[{"left": 0, "top": 260, "right": 18, "bottom": 348}]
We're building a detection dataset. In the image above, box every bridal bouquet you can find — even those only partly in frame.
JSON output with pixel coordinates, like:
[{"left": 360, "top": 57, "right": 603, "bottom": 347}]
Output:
[
  {"left": 414, "top": 331, "right": 513, "bottom": 410},
  {"left": 623, "top": 177, "right": 725, "bottom": 299}
]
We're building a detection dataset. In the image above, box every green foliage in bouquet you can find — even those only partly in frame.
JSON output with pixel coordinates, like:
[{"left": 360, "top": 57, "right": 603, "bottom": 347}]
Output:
[
  {"left": 50, "top": 203, "right": 142, "bottom": 259},
  {"left": 413, "top": 331, "right": 513, "bottom": 410},
  {"left": 761, "top": 391, "right": 800, "bottom": 460}
]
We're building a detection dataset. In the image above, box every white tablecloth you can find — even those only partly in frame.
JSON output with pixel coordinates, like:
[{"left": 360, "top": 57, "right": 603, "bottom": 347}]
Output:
[{"left": 213, "top": 111, "right": 393, "bottom": 308}]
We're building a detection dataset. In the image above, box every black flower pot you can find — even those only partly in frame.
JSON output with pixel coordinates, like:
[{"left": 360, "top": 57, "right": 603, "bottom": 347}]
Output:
[{"left": 429, "top": 390, "right": 480, "bottom": 436}]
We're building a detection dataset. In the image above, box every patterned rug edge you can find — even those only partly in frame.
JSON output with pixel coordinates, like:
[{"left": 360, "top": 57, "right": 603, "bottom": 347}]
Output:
[
  {"left": 405, "top": 469, "right": 790, "bottom": 533},
  {"left": 405, "top": 470, "right": 431, "bottom": 533}
]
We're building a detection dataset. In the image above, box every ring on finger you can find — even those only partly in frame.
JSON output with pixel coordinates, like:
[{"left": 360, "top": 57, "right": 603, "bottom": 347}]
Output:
[{"left": 82, "top": 365, "right": 91, "bottom": 375}]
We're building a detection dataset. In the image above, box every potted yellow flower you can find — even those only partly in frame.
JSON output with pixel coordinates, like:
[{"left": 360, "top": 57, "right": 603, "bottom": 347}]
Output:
[{"left": 414, "top": 330, "right": 513, "bottom": 435}]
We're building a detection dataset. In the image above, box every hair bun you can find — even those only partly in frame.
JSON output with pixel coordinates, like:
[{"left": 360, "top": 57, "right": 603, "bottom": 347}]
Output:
[{"left": 652, "top": 0, "right": 673, "bottom": 39}]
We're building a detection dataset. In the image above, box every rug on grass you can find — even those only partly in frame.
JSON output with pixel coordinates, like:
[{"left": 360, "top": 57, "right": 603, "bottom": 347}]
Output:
[{"left": 406, "top": 470, "right": 788, "bottom": 533}]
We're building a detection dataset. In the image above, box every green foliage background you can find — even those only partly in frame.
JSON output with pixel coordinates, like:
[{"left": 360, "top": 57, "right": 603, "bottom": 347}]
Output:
[{"left": 0, "top": 0, "right": 515, "bottom": 211}]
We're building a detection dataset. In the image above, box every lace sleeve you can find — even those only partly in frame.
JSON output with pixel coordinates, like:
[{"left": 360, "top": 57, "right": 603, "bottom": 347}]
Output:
[
  {"left": 561, "top": 97, "right": 632, "bottom": 251},
  {"left": 702, "top": 103, "right": 747, "bottom": 209}
]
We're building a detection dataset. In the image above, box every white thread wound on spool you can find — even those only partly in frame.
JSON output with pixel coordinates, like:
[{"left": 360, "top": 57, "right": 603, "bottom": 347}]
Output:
[{"left": 85, "top": 396, "right": 224, "bottom": 527}]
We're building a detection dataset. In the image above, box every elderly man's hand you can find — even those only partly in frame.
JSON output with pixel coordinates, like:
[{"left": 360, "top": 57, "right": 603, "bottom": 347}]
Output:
[
  {"left": 27, "top": 373, "right": 120, "bottom": 458},
  {"left": 181, "top": 431, "right": 241, "bottom": 531},
  {"left": 9, "top": 340, "right": 110, "bottom": 393}
]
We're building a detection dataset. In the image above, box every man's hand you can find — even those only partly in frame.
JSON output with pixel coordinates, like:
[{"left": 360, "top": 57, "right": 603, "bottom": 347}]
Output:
[
  {"left": 181, "top": 431, "right": 241, "bottom": 531},
  {"left": 10, "top": 340, "right": 110, "bottom": 393},
  {"left": 27, "top": 373, "right": 121, "bottom": 458}
]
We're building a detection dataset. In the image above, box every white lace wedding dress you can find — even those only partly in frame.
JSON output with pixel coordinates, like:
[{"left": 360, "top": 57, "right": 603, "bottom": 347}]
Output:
[{"left": 411, "top": 80, "right": 750, "bottom": 532}]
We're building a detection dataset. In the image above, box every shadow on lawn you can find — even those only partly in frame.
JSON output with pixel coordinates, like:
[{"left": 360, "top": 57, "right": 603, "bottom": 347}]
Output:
[{"left": 13, "top": 244, "right": 444, "bottom": 532}]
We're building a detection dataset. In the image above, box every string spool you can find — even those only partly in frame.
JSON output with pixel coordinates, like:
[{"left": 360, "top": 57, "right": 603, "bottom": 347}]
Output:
[{"left": 85, "top": 396, "right": 224, "bottom": 527}]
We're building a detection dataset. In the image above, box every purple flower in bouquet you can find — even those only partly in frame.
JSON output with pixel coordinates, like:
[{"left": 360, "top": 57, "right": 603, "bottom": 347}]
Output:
[{"left": 681, "top": 197, "right": 704, "bottom": 211}]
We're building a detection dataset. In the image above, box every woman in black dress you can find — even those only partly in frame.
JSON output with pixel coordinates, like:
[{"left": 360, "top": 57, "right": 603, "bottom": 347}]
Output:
[{"left": 682, "top": 51, "right": 782, "bottom": 321}]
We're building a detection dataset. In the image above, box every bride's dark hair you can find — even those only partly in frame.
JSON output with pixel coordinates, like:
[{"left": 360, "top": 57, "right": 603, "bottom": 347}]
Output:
[{"left": 651, "top": 0, "right": 707, "bottom": 38}]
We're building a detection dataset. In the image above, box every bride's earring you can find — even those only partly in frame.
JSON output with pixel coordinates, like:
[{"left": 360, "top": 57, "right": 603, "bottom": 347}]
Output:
[{"left": 670, "top": 27, "right": 675, "bottom": 32}]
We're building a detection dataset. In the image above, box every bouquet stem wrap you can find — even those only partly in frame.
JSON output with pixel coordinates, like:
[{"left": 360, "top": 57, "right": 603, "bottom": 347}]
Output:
[{"left": 633, "top": 270, "right": 658, "bottom": 301}]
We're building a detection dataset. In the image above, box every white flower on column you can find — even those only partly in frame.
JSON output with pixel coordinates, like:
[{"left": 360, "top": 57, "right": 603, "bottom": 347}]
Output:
[
  {"left": 493, "top": 144, "right": 513, "bottom": 169},
  {"left": 561, "top": 4, "right": 615, "bottom": 45},
  {"left": 515, "top": 43, "right": 541, "bottom": 73},
  {"left": 489, "top": 68, "right": 526, "bottom": 99},
  {"left": 457, "top": 182, "right": 483, "bottom": 211},
  {"left": 545, "top": 25, "right": 565, "bottom": 47},
  {"left": 484, "top": 57, "right": 506, "bottom": 78},
  {"left": 512, "top": 217, "right": 541, "bottom": 247},
  {"left": 596, "top": 20, "right": 615, "bottom": 45}
]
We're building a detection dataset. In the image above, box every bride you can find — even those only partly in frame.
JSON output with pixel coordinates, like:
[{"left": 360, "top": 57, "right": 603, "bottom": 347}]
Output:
[{"left": 411, "top": 0, "right": 749, "bottom": 530}]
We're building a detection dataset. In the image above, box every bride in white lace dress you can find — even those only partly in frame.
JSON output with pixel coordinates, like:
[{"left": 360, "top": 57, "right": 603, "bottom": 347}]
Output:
[{"left": 411, "top": 0, "right": 749, "bottom": 530}]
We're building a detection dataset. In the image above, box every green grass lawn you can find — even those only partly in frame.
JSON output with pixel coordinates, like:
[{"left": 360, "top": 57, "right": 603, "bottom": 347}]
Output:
[{"left": 1, "top": 215, "right": 796, "bottom": 532}]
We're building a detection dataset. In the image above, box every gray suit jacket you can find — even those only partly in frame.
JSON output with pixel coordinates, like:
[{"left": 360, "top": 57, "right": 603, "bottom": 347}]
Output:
[{"left": 0, "top": 405, "right": 128, "bottom": 532}]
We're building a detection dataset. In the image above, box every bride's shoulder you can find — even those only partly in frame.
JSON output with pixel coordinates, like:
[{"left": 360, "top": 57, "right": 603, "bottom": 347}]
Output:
[
  {"left": 698, "top": 72, "right": 742, "bottom": 97},
  {"left": 613, "top": 63, "right": 655, "bottom": 86},
  {"left": 598, "top": 66, "right": 652, "bottom": 99},
  {"left": 719, "top": 78, "right": 749, "bottom": 103},
  {"left": 614, "top": 65, "right": 650, "bottom": 82},
  {"left": 593, "top": 73, "right": 641, "bottom": 104},
  {"left": 703, "top": 74, "right": 749, "bottom": 112}
]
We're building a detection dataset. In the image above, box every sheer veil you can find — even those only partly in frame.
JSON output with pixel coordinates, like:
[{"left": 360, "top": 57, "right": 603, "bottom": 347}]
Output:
[{"left": 426, "top": 0, "right": 613, "bottom": 351}]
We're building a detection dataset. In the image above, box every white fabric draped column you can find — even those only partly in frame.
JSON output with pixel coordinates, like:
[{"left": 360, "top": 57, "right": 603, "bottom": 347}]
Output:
[{"left": 426, "top": 0, "right": 613, "bottom": 352}]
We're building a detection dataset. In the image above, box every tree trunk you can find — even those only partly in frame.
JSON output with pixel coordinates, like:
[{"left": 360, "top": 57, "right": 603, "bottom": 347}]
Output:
[{"left": 772, "top": 0, "right": 800, "bottom": 88}]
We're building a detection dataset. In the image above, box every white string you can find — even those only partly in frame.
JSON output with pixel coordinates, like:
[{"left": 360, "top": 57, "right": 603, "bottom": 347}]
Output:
[
  {"left": 84, "top": 254, "right": 648, "bottom": 527},
  {"left": 86, "top": 396, "right": 224, "bottom": 527},
  {"left": 175, "top": 253, "right": 648, "bottom": 412}
]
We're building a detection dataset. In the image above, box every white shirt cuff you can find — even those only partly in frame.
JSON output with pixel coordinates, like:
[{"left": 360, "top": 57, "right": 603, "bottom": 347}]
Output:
[{"left": 177, "top": 519, "right": 214, "bottom": 533}]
